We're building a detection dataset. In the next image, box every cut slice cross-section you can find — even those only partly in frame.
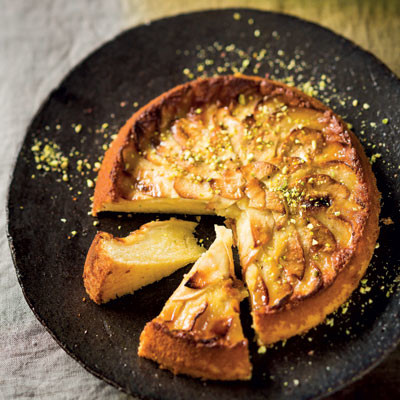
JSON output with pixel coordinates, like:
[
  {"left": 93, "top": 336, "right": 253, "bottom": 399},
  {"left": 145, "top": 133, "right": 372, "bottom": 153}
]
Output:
[{"left": 83, "top": 218, "right": 205, "bottom": 304}]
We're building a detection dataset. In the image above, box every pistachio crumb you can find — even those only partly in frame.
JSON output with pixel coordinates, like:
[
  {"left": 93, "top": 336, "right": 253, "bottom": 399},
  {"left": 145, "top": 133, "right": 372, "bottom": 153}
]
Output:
[
  {"left": 258, "top": 345, "right": 266, "bottom": 354},
  {"left": 247, "top": 153, "right": 255, "bottom": 161},
  {"left": 233, "top": 12, "right": 241, "bottom": 20}
]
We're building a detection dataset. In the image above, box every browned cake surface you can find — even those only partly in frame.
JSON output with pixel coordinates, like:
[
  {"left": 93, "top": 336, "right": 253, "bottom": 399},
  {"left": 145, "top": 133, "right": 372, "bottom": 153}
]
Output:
[{"left": 93, "top": 74, "right": 379, "bottom": 349}]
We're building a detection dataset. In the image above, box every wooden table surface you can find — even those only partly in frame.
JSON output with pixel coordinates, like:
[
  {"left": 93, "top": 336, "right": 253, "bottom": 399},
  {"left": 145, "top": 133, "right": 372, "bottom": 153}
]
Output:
[{"left": 121, "top": 1, "right": 400, "bottom": 398}]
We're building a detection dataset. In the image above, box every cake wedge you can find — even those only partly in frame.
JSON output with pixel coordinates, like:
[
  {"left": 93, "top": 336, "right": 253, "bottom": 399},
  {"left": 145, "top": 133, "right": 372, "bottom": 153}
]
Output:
[
  {"left": 83, "top": 218, "right": 205, "bottom": 304},
  {"left": 138, "top": 225, "right": 251, "bottom": 380}
]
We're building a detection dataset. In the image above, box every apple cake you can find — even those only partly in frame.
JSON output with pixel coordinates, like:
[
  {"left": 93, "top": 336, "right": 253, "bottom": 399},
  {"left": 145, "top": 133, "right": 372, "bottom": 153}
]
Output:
[
  {"left": 83, "top": 219, "right": 205, "bottom": 304},
  {"left": 92, "top": 75, "right": 380, "bottom": 352},
  {"left": 138, "top": 225, "right": 251, "bottom": 380}
]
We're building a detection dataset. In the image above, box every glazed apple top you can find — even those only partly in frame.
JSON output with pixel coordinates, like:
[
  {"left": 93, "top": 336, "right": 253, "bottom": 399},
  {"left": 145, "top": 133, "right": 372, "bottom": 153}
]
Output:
[
  {"left": 93, "top": 75, "right": 372, "bottom": 311},
  {"left": 153, "top": 226, "right": 248, "bottom": 346}
]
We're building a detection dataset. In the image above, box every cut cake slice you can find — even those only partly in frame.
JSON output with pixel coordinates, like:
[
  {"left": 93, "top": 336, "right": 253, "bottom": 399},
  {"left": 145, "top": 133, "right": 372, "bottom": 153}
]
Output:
[
  {"left": 83, "top": 218, "right": 205, "bottom": 304},
  {"left": 138, "top": 225, "right": 252, "bottom": 380}
]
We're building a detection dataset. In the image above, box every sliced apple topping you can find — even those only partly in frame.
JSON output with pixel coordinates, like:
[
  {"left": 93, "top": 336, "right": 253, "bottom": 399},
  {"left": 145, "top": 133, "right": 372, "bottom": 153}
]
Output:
[
  {"left": 246, "top": 264, "right": 269, "bottom": 312},
  {"left": 278, "top": 128, "right": 325, "bottom": 159},
  {"left": 173, "top": 175, "right": 213, "bottom": 200},
  {"left": 211, "top": 169, "right": 246, "bottom": 200},
  {"left": 244, "top": 178, "right": 266, "bottom": 209},
  {"left": 292, "top": 261, "right": 322, "bottom": 300},
  {"left": 242, "top": 161, "right": 279, "bottom": 181},
  {"left": 260, "top": 253, "right": 293, "bottom": 309},
  {"left": 122, "top": 161, "right": 176, "bottom": 200},
  {"left": 279, "top": 229, "right": 305, "bottom": 280}
]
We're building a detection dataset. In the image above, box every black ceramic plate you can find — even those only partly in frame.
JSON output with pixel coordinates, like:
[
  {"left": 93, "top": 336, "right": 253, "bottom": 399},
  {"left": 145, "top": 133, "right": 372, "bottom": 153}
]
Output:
[{"left": 7, "top": 9, "right": 400, "bottom": 400}]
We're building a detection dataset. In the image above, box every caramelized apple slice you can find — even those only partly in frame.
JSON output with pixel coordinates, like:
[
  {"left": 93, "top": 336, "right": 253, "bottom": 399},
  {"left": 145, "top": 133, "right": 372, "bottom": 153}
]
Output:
[
  {"left": 245, "top": 264, "right": 269, "bottom": 312},
  {"left": 120, "top": 161, "right": 176, "bottom": 200},
  {"left": 174, "top": 175, "right": 213, "bottom": 200},
  {"left": 258, "top": 231, "right": 296, "bottom": 309},
  {"left": 265, "top": 190, "right": 286, "bottom": 213},
  {"left": 313, "top": 212, "right": 353, "bottom": 249},
  {"left": 242, "top": 161, "right": 279, "bottom": 181},
  {"left": 211, "top": 169, "right": 246, "bottom": 200},
  {"left": 260, "top": 256, "right": 293, "bottom": 309},
  {"left": 292, "top": 262, "right": 322, "bottom": 300},
  {"left": 278, "top": 128, "right": 325, "bottom": 159},
  {"left": 302, "top": 174, "right": 350, "bottom": 204},
  {"left": 244, "top": 178, "right": 266, "bottom": 209},
  {"left": 279, "top": 229, "right": 305, "bottom": 280},
  {"left": 235, "top": 208, "right": 274, "bottom": 268}
]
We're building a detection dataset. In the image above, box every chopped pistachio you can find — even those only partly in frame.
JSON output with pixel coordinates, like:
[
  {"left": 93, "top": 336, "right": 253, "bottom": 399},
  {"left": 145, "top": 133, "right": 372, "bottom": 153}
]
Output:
[
  {"left": 247, "top": 153, "right": 255, "bottom": 161},
  {"left": 233, "top": 12, "right": 241, "bottom": 20},
  {"left": 258, "top": 345, "right": 266, "bottom": 354}
]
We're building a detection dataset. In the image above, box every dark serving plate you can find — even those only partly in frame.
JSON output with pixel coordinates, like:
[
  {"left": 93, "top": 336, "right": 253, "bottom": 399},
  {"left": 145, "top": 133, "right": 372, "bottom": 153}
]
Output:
[{"left": 7, "top": 9, "right": 400, "bottom": 400}]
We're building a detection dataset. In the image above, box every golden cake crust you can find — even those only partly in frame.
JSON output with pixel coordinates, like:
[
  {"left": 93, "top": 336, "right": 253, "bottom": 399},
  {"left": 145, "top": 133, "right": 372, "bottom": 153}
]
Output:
[
  {"left": 139, "top": 321, "right": 251, "bottom": 380},
  {"left": 83, "top": 231, "right": 113, "bottom": 304}
]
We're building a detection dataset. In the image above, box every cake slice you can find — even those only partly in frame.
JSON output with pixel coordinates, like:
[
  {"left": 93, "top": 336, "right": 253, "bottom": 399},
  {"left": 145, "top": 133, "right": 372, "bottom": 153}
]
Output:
[
  {"left": 138, "top": 226, "right": 251, "bottom": 380},
  {"left": 83, "top": 218, "right": 205, "bottom": 304}
]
